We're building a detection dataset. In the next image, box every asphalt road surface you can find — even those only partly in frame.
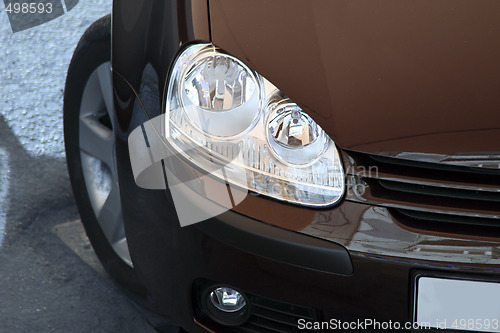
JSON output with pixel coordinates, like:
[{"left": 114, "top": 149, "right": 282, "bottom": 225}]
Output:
[
  {"left": 0, "top": 2, "right": 175, "bottom": 332},
  {"left": 0, "top": 117, "right": 175, "bottom": 332}
]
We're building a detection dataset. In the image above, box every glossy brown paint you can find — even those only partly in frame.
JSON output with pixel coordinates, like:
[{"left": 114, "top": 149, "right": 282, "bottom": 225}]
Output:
[{"left": 210, "top": 0, "right": 500, "bottom": 156}]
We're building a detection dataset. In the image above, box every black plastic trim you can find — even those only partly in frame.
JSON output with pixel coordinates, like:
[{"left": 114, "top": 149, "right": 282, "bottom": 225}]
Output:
[{"left": 196, "top": 211, "right": 353, "bottom": 275}]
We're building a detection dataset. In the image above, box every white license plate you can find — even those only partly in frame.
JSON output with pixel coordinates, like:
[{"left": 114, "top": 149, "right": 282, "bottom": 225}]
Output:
[{"left": 416, "top": 277, "right": 500, "bottom": 332}]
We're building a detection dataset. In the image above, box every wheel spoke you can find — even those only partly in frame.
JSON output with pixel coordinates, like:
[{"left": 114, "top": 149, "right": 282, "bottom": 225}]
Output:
[
  {"left": 112, "top": 238, "right": 133, "bottom": 267},
  {"left": 96, "top": 63, "right": 114, "bottom": 118},
  {"left": 79, "top": 115, "right": 114, "bottom": 169},
  {"left": 97, "top": 185, "right": 125, "bottom": 244}
]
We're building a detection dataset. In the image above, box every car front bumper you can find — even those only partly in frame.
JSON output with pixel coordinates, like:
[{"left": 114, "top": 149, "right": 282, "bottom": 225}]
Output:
[{"left": 135, "top": 195, "right": 500, "bottom": 333}]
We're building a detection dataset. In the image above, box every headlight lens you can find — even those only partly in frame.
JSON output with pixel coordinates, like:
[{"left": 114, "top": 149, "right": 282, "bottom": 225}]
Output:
[{"left": 165, "top": 43, "right": 344, "bottom": 207}]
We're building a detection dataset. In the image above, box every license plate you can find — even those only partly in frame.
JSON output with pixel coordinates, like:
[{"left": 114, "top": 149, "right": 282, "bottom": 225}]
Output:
[{"left": 416, "top": 276, "right": 500, "bottom": 332}]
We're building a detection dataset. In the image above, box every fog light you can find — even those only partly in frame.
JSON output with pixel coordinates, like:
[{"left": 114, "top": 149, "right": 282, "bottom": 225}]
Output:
[
  {"left": 210, "top": 287, "right": 246, "bottom": 312},
  {"left": 201, "top": 285, "right": 250, "bottom": 326}
]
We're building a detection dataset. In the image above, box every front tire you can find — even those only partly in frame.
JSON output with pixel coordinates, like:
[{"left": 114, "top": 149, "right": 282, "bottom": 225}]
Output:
[{"left": 64, "top": 15, "right": 146, "bottom": 296}]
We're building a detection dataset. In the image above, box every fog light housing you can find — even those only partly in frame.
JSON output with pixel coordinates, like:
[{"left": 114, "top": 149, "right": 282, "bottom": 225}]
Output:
[{"left": 201, "top": 285, "right": 250, "bottom": 326}]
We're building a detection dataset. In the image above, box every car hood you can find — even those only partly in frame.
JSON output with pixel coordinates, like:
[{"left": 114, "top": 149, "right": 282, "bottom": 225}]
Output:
[{"left": 209, "top": 0, "right": 500, "bottom": 168}]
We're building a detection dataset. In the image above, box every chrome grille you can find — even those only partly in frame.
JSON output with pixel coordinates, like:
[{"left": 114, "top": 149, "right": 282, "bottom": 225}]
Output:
[{"left": 344, "top": 151, "right": 500, "bottom": 235}]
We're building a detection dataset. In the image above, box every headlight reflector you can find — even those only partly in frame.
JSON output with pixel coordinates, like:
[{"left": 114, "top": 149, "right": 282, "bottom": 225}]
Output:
[{"left": 181, "top": 52, "right": 260, "bottom": 137}]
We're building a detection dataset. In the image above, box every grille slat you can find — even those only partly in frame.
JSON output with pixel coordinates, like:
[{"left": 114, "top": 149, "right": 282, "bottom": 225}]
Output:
[
  {"left": 249, "top": 316, "right": 301, "bottom": 332},
  {"left": 359, "top": 179, "right": 500, "bottom": 219},
  {"left": 237, "top": 324, "right": 277, "bottom": 333},
  {"left": 396, "top": 208, "right": 500, "bottom": 228},
  {"left": 252, "top": 298, "right": 315, "bottom": 320},
  {"left": 370, "top": 154, "right": 500, "bottom": 177},
  {"left": 236, "top": 293, "right": 317, "bottom": 333},
  {"left": 377, "top": 179, "right": 500, "bottom": 203},
  {"left": 253, "top": 307, "right": 306, "bottom": 326},
  {"left": 376, "top": 179, "right": 500, "bottom": 202},
  {"left": 369, "top": 174, "right": 500, "bottom": 193},
  {"left": 367, "top": 178, "right": 500, "bottom": 213}
]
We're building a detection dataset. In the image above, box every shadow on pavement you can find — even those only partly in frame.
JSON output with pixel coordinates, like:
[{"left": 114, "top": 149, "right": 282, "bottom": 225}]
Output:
[{"left": 0, "top": 115, "right": 162, "bottom": 332}]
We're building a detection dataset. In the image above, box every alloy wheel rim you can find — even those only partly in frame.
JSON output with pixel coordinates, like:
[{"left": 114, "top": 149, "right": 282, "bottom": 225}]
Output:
[{"left": 78, "top": 62, "right": 133, "bottom": 267}]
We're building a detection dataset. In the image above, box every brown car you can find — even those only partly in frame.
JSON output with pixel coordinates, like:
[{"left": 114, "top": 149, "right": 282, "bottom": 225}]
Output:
[{"left": 64, "top": 1, "right": 500, "bottom": 332}]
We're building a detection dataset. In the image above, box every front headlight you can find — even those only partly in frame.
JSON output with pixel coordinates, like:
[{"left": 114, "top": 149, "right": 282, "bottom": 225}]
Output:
[{"left": 165, "top": 43, "right": 344, "bottom": 207}]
